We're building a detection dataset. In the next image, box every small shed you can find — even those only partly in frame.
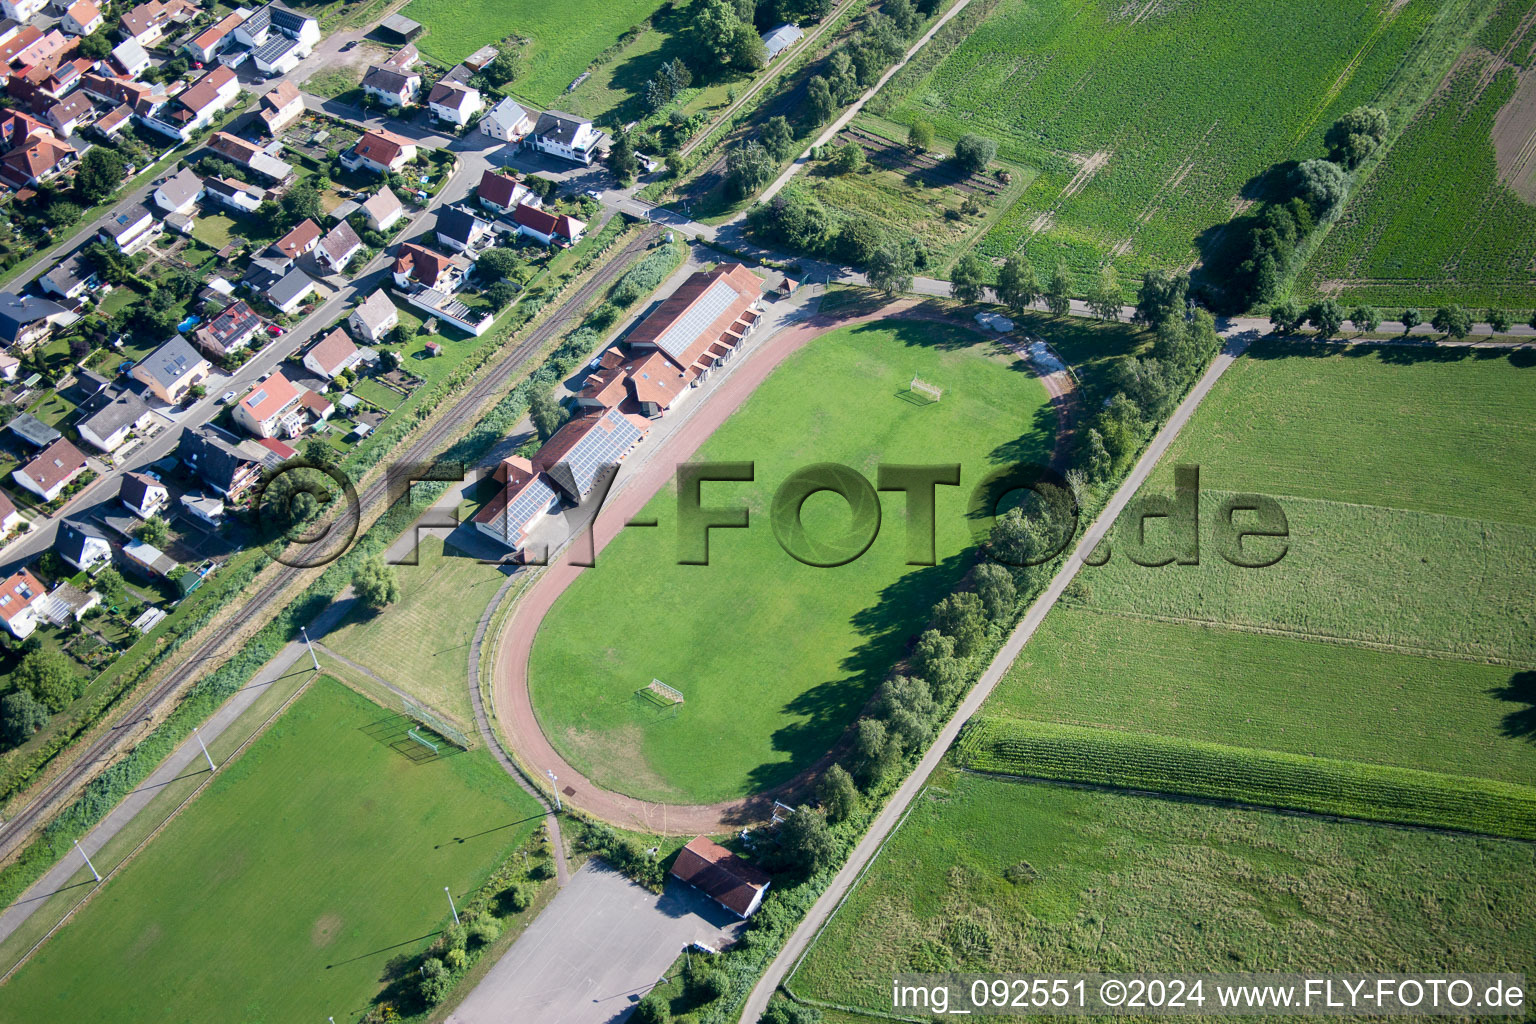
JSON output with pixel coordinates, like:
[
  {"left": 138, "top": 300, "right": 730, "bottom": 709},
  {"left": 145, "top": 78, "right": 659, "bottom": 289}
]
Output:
[
  {"left": 669, "top": 836, "right": 771, "bottom": 918},
  {"left": 760, "top": 23, "right": 804, "bottom": 61},
  {"left": 380, "top": 13, "right": 423, "bottom": 41}
]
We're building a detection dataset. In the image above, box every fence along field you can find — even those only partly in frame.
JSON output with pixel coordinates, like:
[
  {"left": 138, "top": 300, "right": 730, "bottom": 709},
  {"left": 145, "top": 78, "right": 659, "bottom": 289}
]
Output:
[
  {"left": 786, "top": 772, "right": 1536, "bottom": 1018},
  {"left": 1302, "top": 38, "right": 1536, "bottom": 308},
  {"left": 866, "top": 0, "right": 1450, "bottom": 284}
]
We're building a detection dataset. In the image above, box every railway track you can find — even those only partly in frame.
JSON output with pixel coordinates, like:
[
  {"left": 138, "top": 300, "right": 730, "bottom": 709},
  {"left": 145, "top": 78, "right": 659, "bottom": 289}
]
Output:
[{"left": 0, "top": 224, "right": 659, "bottom": 864}]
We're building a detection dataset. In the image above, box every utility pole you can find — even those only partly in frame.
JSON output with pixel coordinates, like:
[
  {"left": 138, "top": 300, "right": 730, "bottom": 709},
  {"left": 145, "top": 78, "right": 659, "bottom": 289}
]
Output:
[
  {"left": 546, "top": 768, "right": 560, "bottom": 811},
  {"left": 74, "top": 840, "right": 100, "bottom": 883},
  {"left": 193, "top": 726, "right": 216, "bottom": 772},
  {"left": 444, "top": 886, "right": 459, "bottom": 926},
  {"left": 300, "top": 626, "right": 320, "bottom": 672}
]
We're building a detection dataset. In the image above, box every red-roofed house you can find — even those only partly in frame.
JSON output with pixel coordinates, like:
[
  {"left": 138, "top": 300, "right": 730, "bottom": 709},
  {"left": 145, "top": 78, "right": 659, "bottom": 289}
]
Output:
[
  {"left": 472, "top": 455, "right": 557, "bottom": 553},
  {"left": 233, "top": 370, "right": 305, "bottom": 438},
  {"left": 511, "top": 203, "right": 584, "bottom": 247},
  {"left": 0, "top": 115, "right": 75, "bottom": 189},
  {"left": 342, "top": 128, "right": 416, "bottom": 175},
  {"left": 391, "top": 241, "right": 460, "bottom": 291},
  {"left": 274, "top": 218, "right": 321, "bottom": 260},
  {"left": 258, "top": 80, "right": 303, "bottom": 133},
  {"left": 183, "top": 10, "right": 246, "bottom": 64},
  {"left": 13, "top": 437, "right": 88, "bottom": 502},
  {"left": 0, "top": 568, "right": 46, "bottom": 639},
  {"left": 302, "top": 327, "right": 362, "bottom": 379},
  {"left": 475, "top": 168, "right": 534, "bottom": 215},
  {"left": 61, "top": 0, "right": 104, "bottom": 36},
  {"left": 118, "top": 0, "right": 197, "bottom": 48},
  {"left": 669, "top": 836, "right": 770, "bottom": 918}
]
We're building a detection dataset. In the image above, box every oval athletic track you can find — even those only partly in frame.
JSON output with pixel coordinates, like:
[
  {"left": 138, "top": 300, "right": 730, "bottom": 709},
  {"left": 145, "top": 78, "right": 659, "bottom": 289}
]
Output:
[{"left": 490, "top": 296, "right": 1080, "bottom": 833}]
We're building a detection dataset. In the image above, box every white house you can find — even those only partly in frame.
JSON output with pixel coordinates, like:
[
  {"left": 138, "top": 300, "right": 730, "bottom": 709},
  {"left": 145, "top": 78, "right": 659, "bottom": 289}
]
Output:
[
  {"left": 476, "top": 168, "right": 536, "bottom": 215},
  {"left": 265, "top": 268, "right": 317, "bottom": 315},
  {"left": 152, "top": 167, "right": 204, "bottom": 216},
  {"left": 434, "top": 206, "right": 490, "bottom": 253},
  {"left": 233, "top": 370, "right": 305, "bottom": 438},
  {"left": 302, "top": 327, "right": 363, "bottom": 379},
  {"left": 512, "top": 203, "right": 585, "bottom": 247},
  {"left": 120, "top": 471, "right": 169, "bottom": 519},
  {"left": 349, "top": 290, "right": 398, "bottom": 343},
  {"left": 56, "top": 518, "right": 111, "bottom": 572},
  {"left": 98, "top": 201, "right": 160, "bottom": 253},
  {"left": 77, "top": 387, "right": 155, "bottom": 452},
  {"left": 481, "top": 97, "right": 533, "bottom": 142},
  {"left": 316, "top": 221, "right": 364, "bottom": 274},
  {"left": 361, "top": 65, "right": 419, "bottom": 107},
  {"left": 342, "top": 129, "right": 416, "bottom": 175},
  {"left": 61, "top": 0, "right": 104, "bottom": 36},
  {"left": 527, "top": 111, "right": 602, "bottom": 165},
  {"left": 204, "top": 175, "right": 264, "bottom": 214},
  {"left": 427, "top": 79, "right": 482, "bottom": 127},
  {"left": 0, "top": 0, "right": 47, "bottom": 23},
  {"left": 14, "top": 438, "right": 88, "bottom": 502},
  {"left": 110, "top": 38, "right": 151, "bottom": 78},
  {"left": 0, "top": 569, "right": 46, "bottom": 639},
  {"left": 360, "top": 187, "right": 404, "bottom": 232}
]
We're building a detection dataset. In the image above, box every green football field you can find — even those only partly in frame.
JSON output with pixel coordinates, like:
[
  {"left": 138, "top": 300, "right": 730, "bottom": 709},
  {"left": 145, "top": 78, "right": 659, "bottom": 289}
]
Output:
[
  {"left": 528, "top": 319, "right": 1056, "bottom": 804},
  {"left": 788, "top": 772, "right": 1536, "bottom": 1015},
  {"left": 0, "top": 679, "right": 542, "bottom": 1024}
]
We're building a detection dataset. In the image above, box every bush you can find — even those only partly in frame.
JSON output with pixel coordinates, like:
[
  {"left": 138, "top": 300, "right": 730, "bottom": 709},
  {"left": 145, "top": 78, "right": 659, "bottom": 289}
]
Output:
[{"left": 469, "top": 915, "right": 502, "bottom": 946}]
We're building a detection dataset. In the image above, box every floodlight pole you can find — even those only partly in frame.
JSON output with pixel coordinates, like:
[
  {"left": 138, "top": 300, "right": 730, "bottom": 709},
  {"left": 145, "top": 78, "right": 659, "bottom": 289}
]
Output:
[
  {"left": 193, "top": 726, "right": 216, "bottom": 772},
  {"left": 300, "top": 626, "right": 320, "bottom": 672},
  {"left": 546, "top": 769, "right": 560, "bottom": 811},
  {"left": 74, "top": 840, "right": 100, "bottom": 883},
  {"left": 444, "top": 886, "right": 459, "bottom": 926}
]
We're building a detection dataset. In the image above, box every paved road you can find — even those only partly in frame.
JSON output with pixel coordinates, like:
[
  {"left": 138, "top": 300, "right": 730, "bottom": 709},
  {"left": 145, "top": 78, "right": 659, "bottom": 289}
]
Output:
[
  {"left": 446, "top": 861, "right": 744, "bottom": 1024},
  {"left": 734, "top": 325, "right": 1260, "bottom": 1023}
]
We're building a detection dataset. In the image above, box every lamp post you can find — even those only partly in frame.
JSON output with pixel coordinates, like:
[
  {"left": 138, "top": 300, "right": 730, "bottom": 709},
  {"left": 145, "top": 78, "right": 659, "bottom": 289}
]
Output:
[
  {"left": 74, "top": 840, "right": 100, "bottom": 883},
  {"left": 546, "top": 768, "right": 560, "bottom": 811},
  {"left": 444, "top": 886, "right": 459, "bottom": 926},
  {"left": 300, "top": 626, "right": 320, "bottom": 671},
  {"left": 193, "top": 726, "right": 216, "bottom": 772}
]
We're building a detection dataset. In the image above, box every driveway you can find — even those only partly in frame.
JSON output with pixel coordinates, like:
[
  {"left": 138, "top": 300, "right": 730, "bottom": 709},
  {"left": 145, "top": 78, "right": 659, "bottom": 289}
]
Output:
[{"left": 446, "top": 861, "right": 744, "bottom": 1024}]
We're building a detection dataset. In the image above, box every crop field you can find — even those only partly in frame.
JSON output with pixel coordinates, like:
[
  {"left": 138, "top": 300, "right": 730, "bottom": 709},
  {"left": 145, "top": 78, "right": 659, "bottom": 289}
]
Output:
[
  {"left": 787, "top": 772, "right": 1536, "bottom": 1016},
  {"left": 985, "top": 343, "right": 1536, "bottom": 792},
  {"left": 528, "top": 319, "right": 1058, "bottom": 805},
  {"left": 0, "top": 678, "right": 542, "bottom": 1024},
  {"left": 325, "top": 535, "right": 510, "bottom": 728},
  {"left": 401, "top": 0, "right": 667, "bottom": 107},
  {"left": 956, "top": 717, "right": 1536, "bottom": 838},
  {"left": 862, "top": 0, "right": 1471, "bottom": 285},
  {"left": 1302, "top": 6, "right": 1536, "bottom": 309}
]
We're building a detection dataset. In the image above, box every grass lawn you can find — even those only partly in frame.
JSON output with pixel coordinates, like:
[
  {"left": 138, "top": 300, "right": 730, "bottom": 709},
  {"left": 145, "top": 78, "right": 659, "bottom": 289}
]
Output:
[
  {"left": 528, "top": 318, "right": 1057, "bottom": 804},
  {"left": 325, "top": 535, "right": 511, "bottom": 727},
  {"left": 866, "top": 0, "right": 1472, "bottom": 283},
  {"left": 351, "top": 376, "right": 406, "bottom": 411},
  {"left": 0, "top": 677, "right": 542, "bottom": 1024},
  {"left": 401, "top": 0, "right": 668, "bottom": 108},
  {"left": 191, "top": 212, "right": 240, "bottom": 250},
  {"left": 992, "top": 607, "right": 1536, "bottom": 786},
  {"left": 788, "top": 771, "right": 1536, "bottom": 1014}
]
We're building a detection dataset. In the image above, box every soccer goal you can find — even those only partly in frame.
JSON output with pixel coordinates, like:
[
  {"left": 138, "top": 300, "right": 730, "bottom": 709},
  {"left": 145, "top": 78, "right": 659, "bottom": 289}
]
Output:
[
  {"left": 640, "top": 678, "right": 685, "bottom": 706},
  {"left": 909, "top": 377, "right": 943, "bottom": 403},
  {"left": 402, "top": 695, "right": 471, "bottom": 750}
]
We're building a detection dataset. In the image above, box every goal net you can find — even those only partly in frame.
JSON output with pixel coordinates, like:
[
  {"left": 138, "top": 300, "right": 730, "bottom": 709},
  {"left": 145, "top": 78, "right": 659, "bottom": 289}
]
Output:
[
  {"left": 402, "top": 695, "right": 472, "bottom": 750},
  {"left": 909, "top": 377, "right": 943, "bottom": 402},
  {"left": 642, "top": 679, "right": 685, "bottom": 706}
]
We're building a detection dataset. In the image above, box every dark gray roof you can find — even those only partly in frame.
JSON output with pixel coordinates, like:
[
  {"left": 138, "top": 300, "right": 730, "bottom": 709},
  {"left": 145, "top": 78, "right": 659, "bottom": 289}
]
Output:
[
  {"left": 268, "top": 267, "right": 315, "bottom": 306},
  {"left": 362, "top": 66, "right": 414, "bottom": 93},
  {"left": 119, "top": 471, "right": 164, "bottom": 511},
  {"left": 533, "top": 111, "right": 590, "bottom": 147},
  {"left": 137, "top": 336, "right": 206, "bottom": 391},
  {"left": 241, "top": 5, "right": 271, "bottom": 34},
  {"left": 102, "top": 202, "right": 153, "bottom": 241},
  {"left": 0, "top": 293, "right": 67, "bottom": 344},
  {"left": 435, "top": 206, "right": 484, "bottom": 245},
  {"left": 79, "top": 387, "right": 151, "bottom": 443},
  {"left": 177, "top": 423, "right": 270, "bottom": 493},
  {"left": 56, "top": 518, "right": 110, "bottom": 566},
  {"left": 6, "top": 412, "right": 62, "bottom": 448},
  {"left": 269, "top": 4, "right": 314, "bottom": 34},
  {"left": 39, "top": 251, "right": 95, "bottom": 295}
]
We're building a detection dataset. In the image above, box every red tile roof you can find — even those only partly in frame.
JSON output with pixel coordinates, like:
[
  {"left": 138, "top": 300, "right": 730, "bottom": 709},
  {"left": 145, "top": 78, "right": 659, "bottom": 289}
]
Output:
[
  {"left": 177, "top": 64, "right": 236, "bottom": 116},
  {"left": 392, "top": 242, "right": 454, "bottom": 288},
  {"left": 254, "top": 437, "right": 296, "bottom": 460},
  {"left": 512, "top": 202, "right": 583, "bottom": 241},
  {"left": 274, "top": 218, "right": 321, "bottom": 259},
  {"left": 19, "top": 438, "right": 87, "bottom": 494},
  {"left": 669, "top": 836, "right": 770, "bottom": 917},
  {"left": 477, "top": 168, "right": 521, "bottom": 209},
  {"left": 0, "top": 568, "right": 44, "bottom": 628},
  {"left": 626, "top": 264, "right": 760, "bottom": 376},
  {"left": 239, "top": 370, "right": 301, "bottom": 423},
  {"left": 352, "top": 128, "right": 413, "bottom": 169}
]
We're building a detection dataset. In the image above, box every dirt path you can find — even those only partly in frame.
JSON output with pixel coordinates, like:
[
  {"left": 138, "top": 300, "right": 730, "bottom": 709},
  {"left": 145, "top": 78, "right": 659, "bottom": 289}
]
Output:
[{"left": 489, "top": 297, "right": 1077, "bottom": 834}]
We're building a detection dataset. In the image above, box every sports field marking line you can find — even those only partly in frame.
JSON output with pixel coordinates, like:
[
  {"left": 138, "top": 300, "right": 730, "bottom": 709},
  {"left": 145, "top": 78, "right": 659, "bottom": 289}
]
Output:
[{"left": 0, "top": 670, "right": 320, "bottom": 985}]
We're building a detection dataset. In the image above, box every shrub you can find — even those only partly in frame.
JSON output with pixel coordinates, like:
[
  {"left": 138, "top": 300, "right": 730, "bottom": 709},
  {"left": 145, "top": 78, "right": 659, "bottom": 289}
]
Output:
[{"left": 469, "top": 915, "right": 502, "bottom": 946}]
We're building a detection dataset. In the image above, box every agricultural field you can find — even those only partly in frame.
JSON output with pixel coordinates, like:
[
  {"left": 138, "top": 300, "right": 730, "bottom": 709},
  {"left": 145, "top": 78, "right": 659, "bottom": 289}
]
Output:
[
  {"left": 787, "top": 772, "right": 1536, "bottom": 1016},
  {"left": 0, "top": 678, "right": 543, "bottom": 1024},
  {"left": 401, "top": 0, "right": 667, "bottom": 108},
  {"left": 984, "top": 342, "right": 1536, "bottom": 811},
  {"left": 528, "top": 318, "right": 1059, "bottom": 805},
  {"left": 1301, "top": 6, "right": 1536, "bottom": 310},
  {"left": 325, "top": 535, "right": 512, "bottom": 728},
  {"left": 860, "top": 0, "right": 1480, "bottom": 285}
]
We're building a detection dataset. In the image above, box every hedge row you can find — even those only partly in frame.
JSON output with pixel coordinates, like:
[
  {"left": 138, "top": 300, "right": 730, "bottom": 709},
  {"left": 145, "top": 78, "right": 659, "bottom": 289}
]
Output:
[{"left": 955, "top": 717, "right": 1536, "bottom": 841}]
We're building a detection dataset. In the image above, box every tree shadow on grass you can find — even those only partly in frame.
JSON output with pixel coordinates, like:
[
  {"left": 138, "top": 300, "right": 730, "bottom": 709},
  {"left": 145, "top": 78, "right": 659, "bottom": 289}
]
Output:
[{"left": 1491, "top": 670, "right": 1536, "bottom": 741}]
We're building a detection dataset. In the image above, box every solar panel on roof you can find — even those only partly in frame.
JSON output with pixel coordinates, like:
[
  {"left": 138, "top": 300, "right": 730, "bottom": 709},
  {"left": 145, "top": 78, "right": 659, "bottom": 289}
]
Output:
[
  {"left": 651, "top": 279, "right": 738, "bottom": 363},
  {"left": 556, "top": 409, "right": 643, "bottom": 496},
  {"left": 499, "top": 476, "right": 558, "bottom": 540}
]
